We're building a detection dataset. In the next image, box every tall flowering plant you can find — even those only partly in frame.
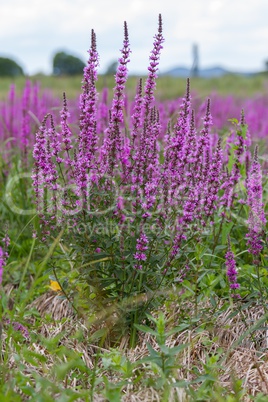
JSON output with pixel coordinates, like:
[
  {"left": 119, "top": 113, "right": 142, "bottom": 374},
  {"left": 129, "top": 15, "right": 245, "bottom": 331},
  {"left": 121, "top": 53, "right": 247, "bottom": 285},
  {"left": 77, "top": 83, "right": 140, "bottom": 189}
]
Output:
[
  {"left": 31, "top": 15, "right": 267, "bottom": 342},
  {"left": 246, "top": 146, "right": 266, "bottom": 259},
  {"left": 225, "top": 237, "right": 240, "bottom": 297}
]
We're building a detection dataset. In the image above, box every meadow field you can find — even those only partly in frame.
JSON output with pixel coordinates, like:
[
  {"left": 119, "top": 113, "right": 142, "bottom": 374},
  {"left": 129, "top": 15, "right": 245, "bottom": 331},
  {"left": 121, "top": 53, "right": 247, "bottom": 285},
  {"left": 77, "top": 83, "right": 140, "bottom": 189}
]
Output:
[
  {"left": 0, "top": 17, "right": 268, "bottom": 402},
  {"left": 1, "top": 70, "right": 268, "bottom": 100}
]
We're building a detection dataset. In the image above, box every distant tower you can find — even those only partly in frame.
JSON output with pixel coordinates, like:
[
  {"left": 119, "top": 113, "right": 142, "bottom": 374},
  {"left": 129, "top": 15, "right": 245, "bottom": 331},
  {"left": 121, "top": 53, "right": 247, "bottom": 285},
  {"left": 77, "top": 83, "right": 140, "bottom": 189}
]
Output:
[{"left": 191, "top": 43, "right": 199, "bottom": 77}]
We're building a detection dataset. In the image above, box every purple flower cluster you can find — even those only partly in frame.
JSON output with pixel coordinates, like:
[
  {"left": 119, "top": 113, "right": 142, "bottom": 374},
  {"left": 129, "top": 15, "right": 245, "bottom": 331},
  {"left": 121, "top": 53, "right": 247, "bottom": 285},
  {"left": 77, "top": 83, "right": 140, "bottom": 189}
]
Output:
[
  {"left": 143, "top": 14, "right": 164, "bottom": 116},
  {"left": 0, "top": 81, "right": 62, "bottom": 161},
  {"left": 30, "top": 14, "right": 266, "bottom": 283},
  {"left": 220, "top": 111, "right": 249, "bottom": 208},
  {"left": 0, "top": 247, "right": 5, "bottom": 285},
  {"left": 246, "top": 146, "right": 266, "bottom": 257},
  {"left": 0, "top": 233, "right": 10, "bottom": 285},
  {"left": 101, "top": 21, "right": 131, "bottom": 176},
  {"left": 134, "top": 232, "right": 149, "bottom": 269},
  {"left": 161, "top": 93, "right": 224, "bottom": 260},
  {"left": 77, "top": 29, "right": 99, "bottom": 196},
  {"left": 3, "top": 71, "right": 268, "bottom": 164},
  {"left": 6, "top": 319, "right": 29, "bottom": 339},
  {"left": 225, "top": 241, "right": 240, "bottom": 293}
]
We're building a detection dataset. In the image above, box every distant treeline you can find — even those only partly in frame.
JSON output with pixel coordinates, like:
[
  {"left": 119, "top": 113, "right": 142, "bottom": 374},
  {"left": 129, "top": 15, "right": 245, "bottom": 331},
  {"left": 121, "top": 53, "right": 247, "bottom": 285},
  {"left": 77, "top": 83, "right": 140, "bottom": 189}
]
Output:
[{"left": 0, "top": 51, "right": 87, "bottom": 77}]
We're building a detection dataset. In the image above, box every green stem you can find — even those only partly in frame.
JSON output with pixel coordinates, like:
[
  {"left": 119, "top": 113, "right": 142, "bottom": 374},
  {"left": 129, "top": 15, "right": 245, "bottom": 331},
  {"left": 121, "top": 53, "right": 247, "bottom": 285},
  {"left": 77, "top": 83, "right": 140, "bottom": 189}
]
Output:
[
  {"left": 89, "top": 330, "right": 108, "bottom": 401},
  {"left": 130, "top": 271, "right": 143, "bottom": 348},
  {"left": 52, "top": 265, "right": 80, "bottom": 316},
  {"left": 255, "top": 262, "right": 267, "bottom": 314}
]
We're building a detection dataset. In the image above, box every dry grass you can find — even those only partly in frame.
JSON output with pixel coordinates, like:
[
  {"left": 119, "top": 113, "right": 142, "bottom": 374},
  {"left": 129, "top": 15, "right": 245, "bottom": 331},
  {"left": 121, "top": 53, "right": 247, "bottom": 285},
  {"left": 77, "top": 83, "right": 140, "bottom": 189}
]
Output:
[{"left": 2, "top": 290, "right": 268, "bottom": 400}]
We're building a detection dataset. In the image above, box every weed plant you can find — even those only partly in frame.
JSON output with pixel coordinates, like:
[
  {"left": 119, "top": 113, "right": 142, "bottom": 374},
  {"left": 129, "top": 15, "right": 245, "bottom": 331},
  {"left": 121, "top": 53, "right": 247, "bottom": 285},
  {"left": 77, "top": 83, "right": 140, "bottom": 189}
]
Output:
[{"left": 0, "top": 14, "right": 267, "bottom": 401}]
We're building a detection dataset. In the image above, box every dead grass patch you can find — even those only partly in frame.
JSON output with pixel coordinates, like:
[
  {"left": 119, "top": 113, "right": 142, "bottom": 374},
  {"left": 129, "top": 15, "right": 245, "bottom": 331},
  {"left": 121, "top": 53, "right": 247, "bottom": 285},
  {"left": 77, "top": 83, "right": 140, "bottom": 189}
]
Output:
[{"left": 2, "top": 290, "right": 268, "bottom": 400}]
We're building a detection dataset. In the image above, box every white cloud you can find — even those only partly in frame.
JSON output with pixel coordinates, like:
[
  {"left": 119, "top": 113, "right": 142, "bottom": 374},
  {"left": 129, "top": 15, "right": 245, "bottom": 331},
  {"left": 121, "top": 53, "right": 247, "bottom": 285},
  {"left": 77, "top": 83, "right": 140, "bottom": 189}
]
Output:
[
  {"left": 1, "top": 0, "right": 268, "bottom": 74},
  {"left": 209, "top": 0, "right": 224, "bottom": 13}
]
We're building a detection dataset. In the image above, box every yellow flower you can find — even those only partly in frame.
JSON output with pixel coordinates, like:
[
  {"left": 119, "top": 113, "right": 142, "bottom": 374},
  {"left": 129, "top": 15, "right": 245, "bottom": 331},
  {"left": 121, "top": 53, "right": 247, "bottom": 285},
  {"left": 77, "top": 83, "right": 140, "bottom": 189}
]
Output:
[{"left": 49, "top": 279, "right": 62, "bottom": 292}]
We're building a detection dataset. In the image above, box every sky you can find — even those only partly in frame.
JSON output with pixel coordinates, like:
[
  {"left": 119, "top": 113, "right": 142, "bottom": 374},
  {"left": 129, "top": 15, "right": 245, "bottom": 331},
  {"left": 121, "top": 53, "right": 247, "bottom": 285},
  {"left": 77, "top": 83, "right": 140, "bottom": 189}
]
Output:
[{"left": 1, "top": 0, "right": 268, "bottom": 76}]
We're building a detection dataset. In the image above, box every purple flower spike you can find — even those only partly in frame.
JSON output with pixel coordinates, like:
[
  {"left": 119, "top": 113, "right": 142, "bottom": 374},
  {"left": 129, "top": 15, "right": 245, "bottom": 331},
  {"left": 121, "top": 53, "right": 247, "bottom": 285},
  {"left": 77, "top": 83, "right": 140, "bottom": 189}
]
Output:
[
  {"left": 203, "top": 139, "right": 223, "bottom": 217},
  {"left": 61, "top": 92, "right": 73, "bottom": 154},
  {"left": 143, "top": 14, "right": 164, "bottom": 117},
  {"left": 21, "top": 80, "right": 31, "bottom": 165},
  {"left": 0, "top": 233, "right": 9, "bottom": 285},
  {"left": 77, "top": 29, "right": 99, "bottom": 198},
  {"left": 101, "top": 21, "right": 131, "bottom": 175},
  {"left": 225, "top": 238, "right": 240, "bottom": 294},
  {"left": 0, "top": 247, "right": 5, "bottom": 285},
  {"left": 246, "top": 146, "right": 266, "bottom": 257},
  {"left": 131, "top": 78, "right": 143, "bottom": 146},
  {"left": 134, "top": 232, "right": 149, "bottom": 268},
  {"left": 32, "top": 114, "right": 50, "bottom": 213}
]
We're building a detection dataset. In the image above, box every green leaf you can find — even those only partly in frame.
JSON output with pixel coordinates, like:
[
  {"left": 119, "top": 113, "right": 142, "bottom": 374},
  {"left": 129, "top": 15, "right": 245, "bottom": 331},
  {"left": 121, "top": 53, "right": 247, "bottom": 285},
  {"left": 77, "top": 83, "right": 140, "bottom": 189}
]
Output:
[
  {"left": 166, "top": 324, "right": 190, "bottom": 336},
  {"left": 227, "top": 146, "right": 235, "bottom": 174},
  {"left": 54, "top": 358, "right": 89, "bottom": 381},
  {"left": 228, "top": 118, "right": 239, "bottom": 125},
  {"left": 222, "top": 222, "right": 234, "bottom": 244},
  {"left": 173, "top": 380, "right": 189, "bottom": 388},
  {"left": 240, "top": 123, "right": 248, "bottom": 139},
  {"left": 210, "top": 295, "right": 217, "bottom": 308},
  {"left": 159, "top": 343, "right": 189, "bottom": 356},
  {"left": 21, "top": 349, "right": 47, "bottom": 366},
  {"left": 192, "top": 374, "right": 217, "bottom": 383},
  {"left": 134, "top": 324, "right": 158, "bottom": 337},
  {"left": 90, "top": 327, "right": 109, "bottom": 341},
  {"left": 146, "top": 342, "right": 161, "bottom": 359}
]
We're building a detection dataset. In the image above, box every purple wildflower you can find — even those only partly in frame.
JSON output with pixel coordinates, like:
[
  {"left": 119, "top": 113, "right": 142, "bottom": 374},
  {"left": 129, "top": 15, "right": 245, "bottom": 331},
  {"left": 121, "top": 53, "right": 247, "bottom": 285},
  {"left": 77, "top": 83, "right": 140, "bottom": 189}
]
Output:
[
  {"left": 176, "top": 264, "right": 190, "bottom": 283},
  {"left": 167, "top": 79, "right": 191, "bottom": 195},
  {"left": 61, "top": 92, "right": 73, "bottom": 154},
  {"left": 131, "top": 106, "right": 161, "bottom": 215},
  {"left": 96, "top": 87, "right": 109, "bottom": 136},
  {"left": 194, "top": 99, "right": 212, "bottom": 184},
  {"left": 0, "top": 247, "right": 5, "bottom": 285},
  {"left": 6, "top": 320, "right": 29, "bottom": 339},
  {"left": 134, "top": 232, "right": 149, "bottom": 268},
  {"left": 160, "top": 82, "right": 192, "bottom": 220},
  {"left": 79, "top": 29, "right": 99, "bottom": 161},
  {"left": 143, "top": 14, "right": 164, "bottom": 117},
  {"left": 32, "top": 114, "right": 59, "bottom": 233},
  {"left": 221, "top": 111, "right": 248, "bottom": 208},
  {"left": 13, "top": 322, "right": 29, "bottom": 338},
  {"left": 183, "top": 108, "right": 197, "bottom": 166},
  {"left": 0, "top": 233, "right": 9, "bottom": 285},
  {"left": 131, "top": 78, "right": 143, "bottom": 146},
  {"left": 41, "top": 117, "right": 59, "bottom": 195},
  {"left": 3, "top": 232, "right": 10, "bottom": 248},
  {"left": 225, "top": 239, "right": 240, "bottom": 292},
  {"left": 203, "top": 139, "right": 223, "bottom": 218},
  {"left": 7, "top": 84, "right": 16, "bottom": 137},
  {"left": 246, "top": 146, "right": 266, "bottom": 256},
  {"left": 101, "top": 21, "right": 131, "bottom": 175},
  {"left": 77, "top": 29, "right": 99, "bottom": 198},
  {"left": 21, "top": 80, "right": 31, "bottom": 165},
  {"left": 32, "top": 115, "right": 49, "bottom": 213},
  {"left": 134, "top": 252, "right": 147, "bottom": 261}
]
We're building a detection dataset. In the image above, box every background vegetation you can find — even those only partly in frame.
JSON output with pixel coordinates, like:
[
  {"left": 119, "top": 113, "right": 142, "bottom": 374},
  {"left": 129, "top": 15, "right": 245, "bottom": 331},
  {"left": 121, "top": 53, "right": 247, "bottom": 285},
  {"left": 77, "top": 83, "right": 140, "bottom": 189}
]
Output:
[
  {"left": 0, "top": 68, "right": 268, "bottom": 401},
  {"left": 1, "top": 72, "right": 268, "bottom": 101}
]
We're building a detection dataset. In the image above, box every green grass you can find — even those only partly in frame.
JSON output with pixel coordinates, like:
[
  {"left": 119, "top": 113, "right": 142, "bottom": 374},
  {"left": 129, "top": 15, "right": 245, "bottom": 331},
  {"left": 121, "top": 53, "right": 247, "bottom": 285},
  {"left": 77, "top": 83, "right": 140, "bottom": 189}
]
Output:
[{"left": 1, "top": 72, "right": 268, "bottom": 101}]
